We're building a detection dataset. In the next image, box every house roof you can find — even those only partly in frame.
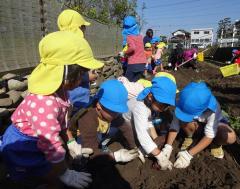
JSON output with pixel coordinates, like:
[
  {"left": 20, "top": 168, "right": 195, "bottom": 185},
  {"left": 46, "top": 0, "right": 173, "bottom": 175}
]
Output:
[{"left": 172, "top": 29, "right": 190, "bottom": 35}]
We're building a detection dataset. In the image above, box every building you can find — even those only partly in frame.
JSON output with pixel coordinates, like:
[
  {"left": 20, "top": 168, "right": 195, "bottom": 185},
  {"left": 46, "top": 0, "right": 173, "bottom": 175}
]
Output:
[
  {"left": 169, "top": 29, "right": 191, "bottom": 48},
  {"left": 191, "top": 28, "right": 213, "bottom": 48}
]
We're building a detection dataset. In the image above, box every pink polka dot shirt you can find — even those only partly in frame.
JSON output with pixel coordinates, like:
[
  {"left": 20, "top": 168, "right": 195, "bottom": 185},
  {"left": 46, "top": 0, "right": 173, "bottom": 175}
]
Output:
[{"left": 11, "top": 93, "right": 70, "bottom": 163}]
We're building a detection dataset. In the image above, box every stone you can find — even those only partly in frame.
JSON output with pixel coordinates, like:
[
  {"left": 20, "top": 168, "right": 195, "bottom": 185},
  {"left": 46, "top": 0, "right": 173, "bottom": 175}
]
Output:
[
  {"left": 7, "top": 90, "right": 22, "bottom": 104},
  {"left": 0, "top": 98, "right": 12, "bottom": 107},
  {"left": 2, "top": 73, "right": 16, "bottom": 80},
  {"left": 21, "top": 90, "right": 28, "bottom": 98},
  {"left": 8, "top": 79, "right": 27, "bottom": 91},
  {"left": 0, "top": 87, "right": 6, "bottom": 95}
]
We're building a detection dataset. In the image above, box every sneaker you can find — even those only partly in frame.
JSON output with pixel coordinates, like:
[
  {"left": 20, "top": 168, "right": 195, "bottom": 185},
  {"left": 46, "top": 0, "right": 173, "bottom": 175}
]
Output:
[
  {"left": 211, "top": 146, "right": 224, "bottom": 159},
  {"left": 181, "top": 137, "right": 193, "bottom": 150}
]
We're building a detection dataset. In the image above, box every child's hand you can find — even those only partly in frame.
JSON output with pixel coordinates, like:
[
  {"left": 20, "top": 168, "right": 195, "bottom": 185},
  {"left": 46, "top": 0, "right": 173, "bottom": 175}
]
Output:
[
  {"left": 60, "top": 169, "right": 92, "bottom": 188},
  {"left": 67, "top": 139, "right": 93, "bottom": 159}
]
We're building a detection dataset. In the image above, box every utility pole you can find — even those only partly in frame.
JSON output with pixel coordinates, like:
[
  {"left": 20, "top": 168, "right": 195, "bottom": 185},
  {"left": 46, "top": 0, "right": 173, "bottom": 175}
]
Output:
[
  {"left": 139, "top": 1, "right": 146, "bottom": 32},
  {"left": 220, "top": 28, "right": 224, "bottom": 48},
  {"left": 232, "top": 20, "right": 239, "bottom": 47}
]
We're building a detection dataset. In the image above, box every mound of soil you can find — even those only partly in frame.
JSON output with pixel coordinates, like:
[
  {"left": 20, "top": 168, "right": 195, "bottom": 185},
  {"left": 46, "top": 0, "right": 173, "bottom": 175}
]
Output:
[{"left": 86, "top": 62, "right": 240, "bottom": 189}]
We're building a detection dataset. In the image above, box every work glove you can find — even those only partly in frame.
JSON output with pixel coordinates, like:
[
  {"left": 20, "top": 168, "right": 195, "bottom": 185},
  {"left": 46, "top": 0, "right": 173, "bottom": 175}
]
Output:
[
  {"left": 114, "top": 148, "right": 139, "bottom": 162},
  {"left": 161, "top": 144, "right": 173, "bottom": 160},
  {"left": 155, "top": 152, "right": 173, "bottom": 170},
  {"left": 67, "top": 139, "right": 93, "bottom": 159},
  {"left": 168, "top": 63, "right": 172, "bottom": 67},
  {"left": 59, "top": 169, "right": 92, "bottom": 189},
  {"left": 138, "top": 148, "right": 146, "bottom": 163},
  {"left": 118, "top": 51, "right": 125, "bottom": 58},
  {"left": 174, "top": 150, "right": 193, "bottom": 169}
]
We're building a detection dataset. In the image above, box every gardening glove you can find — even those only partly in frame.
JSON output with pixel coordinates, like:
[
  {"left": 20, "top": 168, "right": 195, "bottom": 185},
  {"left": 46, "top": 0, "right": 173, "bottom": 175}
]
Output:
[
  {"left": 161, "top": 144, "right": 173, "bottom": 160},
  {"left": 67, "top": 139, "right": 93, "bottom": 159},
  {"left": 59, "top": 169, "right": 92, "bottom": 189},
  {"left": 155, "top": 152, "right": 173, "bottom": 170},
  {"left": 114, "top": 148, "right": 139, "bottom": 162},
  {"left": 174, "top": 150, "right": 193, "bottom": 169},
  {"left": 118, "top": 51, "right": 125, "bottom": 58}
]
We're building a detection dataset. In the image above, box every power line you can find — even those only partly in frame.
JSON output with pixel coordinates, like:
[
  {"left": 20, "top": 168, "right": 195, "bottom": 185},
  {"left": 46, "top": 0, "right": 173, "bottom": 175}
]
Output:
[
  {"left": 144, "top": 2, "right": 240, "bottom": 16},
  {"left": 146, "top": 0, "right": 201, "bottom": 9},
  {"left": 145, "top": 12, "right": 236, "bottom": 20}
]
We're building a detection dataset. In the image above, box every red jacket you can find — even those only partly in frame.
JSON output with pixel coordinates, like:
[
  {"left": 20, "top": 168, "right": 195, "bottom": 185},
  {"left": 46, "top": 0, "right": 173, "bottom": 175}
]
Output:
[{"left": 125, "top": 35, "right": 147, "bottom": 65}]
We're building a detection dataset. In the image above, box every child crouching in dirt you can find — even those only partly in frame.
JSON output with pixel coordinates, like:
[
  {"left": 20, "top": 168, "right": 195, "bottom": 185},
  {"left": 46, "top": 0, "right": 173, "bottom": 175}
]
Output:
[
  {"left": 0, "top": 31, "right": 104, "bottom": 188},
  {"left": 122, "top": 76, "right": 177, "bottom": 170},
  {"left": 76, "top": 79, "right": 139, "bottom": 163},
  {"left": 162, "top": 82, "right": 236, "bottom": 169}
]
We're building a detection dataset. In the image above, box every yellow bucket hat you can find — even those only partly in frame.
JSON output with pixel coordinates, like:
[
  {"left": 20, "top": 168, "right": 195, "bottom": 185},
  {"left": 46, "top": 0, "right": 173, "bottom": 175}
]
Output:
[
  {"left": 145, "top": 42, "right": 151, "bottom": 48},
  {"left": 57, "top": 9, "right": 90, "bottom": 38},
  {"left": 157, "top": 42, "right": 166, "bottom": 49},
  {"left": 28, "top": 31, "right": 104, "bottom": 95}
]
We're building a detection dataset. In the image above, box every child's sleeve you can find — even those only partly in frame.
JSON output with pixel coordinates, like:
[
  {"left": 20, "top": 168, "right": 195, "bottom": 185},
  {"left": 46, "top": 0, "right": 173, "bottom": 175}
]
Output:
[
  {"left": 30, "top": 98, "right": 66, "bottom": 163},
  {"left": 204, "top": 112, "right": 219, "bottom": 139}
]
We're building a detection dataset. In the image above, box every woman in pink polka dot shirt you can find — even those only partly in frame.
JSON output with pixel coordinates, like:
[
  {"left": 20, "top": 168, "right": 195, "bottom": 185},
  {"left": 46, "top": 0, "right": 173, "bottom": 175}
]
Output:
[{"left": 0, "top": 31, "right": 104, "bottom": 188}]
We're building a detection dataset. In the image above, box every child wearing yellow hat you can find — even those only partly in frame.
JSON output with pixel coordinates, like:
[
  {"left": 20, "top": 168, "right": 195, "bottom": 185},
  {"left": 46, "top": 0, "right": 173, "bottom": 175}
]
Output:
[
  {"left": 0, "top": 31, "right": 103, "bottom": 188},
  {"left": 153, "top": 42, "right": 166, "bottom": 74},
  {"left": 144, "top": 42, "right": 153, "bottom": 76}
]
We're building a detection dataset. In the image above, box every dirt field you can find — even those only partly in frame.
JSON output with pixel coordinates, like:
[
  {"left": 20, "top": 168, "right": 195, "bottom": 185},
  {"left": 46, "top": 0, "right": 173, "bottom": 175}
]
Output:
[
  {"left": 87, "top": 62, "right": 240, "bottom": 189},
  {"left": 0, "top": 62, "right": 240, "bottom": 189}
]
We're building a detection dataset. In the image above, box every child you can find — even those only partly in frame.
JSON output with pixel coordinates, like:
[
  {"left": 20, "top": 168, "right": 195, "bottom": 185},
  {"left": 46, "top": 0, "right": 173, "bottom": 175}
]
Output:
[
  {"left": 121, "top": 16, "right": 147, "bottom": 82},
  {"left": 0, "top": 31, "right": 104, "bottom": 188},
  {"left": 231, "top": 49, "right": 240, "bottom": 66},
  {"left": 183, "top": 47, "right": 199, "bottom": 72},
  {"left": 162, "top": 82, "right": 236, "bottom": 169},
  {"left": 58, "top": 9, "right": 98, "bottom": 112},
  {"left": 76, "top": 79, "right": 139, "bottom": 162},
  {"left": 153, "top": 42, "right": 166, "bottom": 73},
  {"left": 123, "top": 77, "right": 177, "bottom": 170},
  {"left": 144, "top": 42, "right": 153, "bottom": 75},
  {"left": 57, "top": 9, "right": 91, "bottom": 38}
]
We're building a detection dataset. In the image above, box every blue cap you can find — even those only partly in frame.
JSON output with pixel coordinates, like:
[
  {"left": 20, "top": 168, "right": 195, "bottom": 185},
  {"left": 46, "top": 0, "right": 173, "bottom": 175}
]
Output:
[
  {"left": 137, "top": 77, "right": 177, "bottom": 106},
  {"left": 97, "top": 79, "right": 128, "bottom": 113},
  {"left": 175, "top": 82, "right": 217, "bottom": 122},
  {"left": 123, "top": 16, "right": 137, "bottom": 28},
  {"left": 151, "top": 36, "right": 161, "bottom": 44}
]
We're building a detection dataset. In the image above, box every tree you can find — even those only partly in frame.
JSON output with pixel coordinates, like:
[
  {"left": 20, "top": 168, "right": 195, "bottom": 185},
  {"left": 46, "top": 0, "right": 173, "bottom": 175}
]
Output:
[
  {"left": 217, "top": 17, "right": 232, "bottom": 38},
  {"left": 63, "top": 0, "right": 138, "bottom": 25}
]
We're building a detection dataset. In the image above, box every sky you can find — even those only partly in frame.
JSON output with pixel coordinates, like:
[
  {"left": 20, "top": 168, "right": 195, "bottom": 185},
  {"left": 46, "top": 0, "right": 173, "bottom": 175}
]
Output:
[{"left": 136, "top": 0, "right": 240, "bottom": 38}]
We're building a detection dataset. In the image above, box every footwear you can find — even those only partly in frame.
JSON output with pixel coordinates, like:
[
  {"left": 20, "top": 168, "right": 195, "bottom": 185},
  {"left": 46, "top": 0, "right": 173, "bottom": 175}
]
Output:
[
  {"left": 181, "top": 137, "right": 193, "bottom": 150},
  {"left": 211, "top": 146, "right": 224, "bottom": 159}
]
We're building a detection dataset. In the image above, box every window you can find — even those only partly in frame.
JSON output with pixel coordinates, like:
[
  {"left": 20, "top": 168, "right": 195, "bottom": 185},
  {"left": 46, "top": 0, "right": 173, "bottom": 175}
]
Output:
[
  {"left": 200, "top": 39, "right": 204, "bottom": 42},
  {"left": 191, "top": 39, "right": 195, "bottom": 42},
  {"left": 205, "top": 38, "right": 210, "bottom": 42},
  {"left": 194, "top": 31, "right": 199, "bottom": 34},
  {"left": 195, "top": 39, "right": 199, "bottom": 42},
  {"left": 204, "top": 31, "right": 210, "bottom": 34}
]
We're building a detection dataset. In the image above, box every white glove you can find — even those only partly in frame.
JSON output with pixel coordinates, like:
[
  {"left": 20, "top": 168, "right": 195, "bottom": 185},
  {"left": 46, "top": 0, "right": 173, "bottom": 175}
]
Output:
[
  {"left": 168, "top": 63, "right": 172, "bottom": 67},
  {"left": 174, "top": 150, "right": 193, "bottom": 169},
  {"left": 161, "top": 144, "right": 173, "bottom": 160},
  {"left": 118, "top": 51, "right": 125, "bottom": 58},
  {"left": 193, "top": 53, "right": 197, "bottom": 59},
  {"left": 67, "top": 140, "right": 93, "bottom": 159},
  {"left": 114, "top": 148, "right": 139, "bottom": 162},
  {"left": 59, "top": 169, "right": 92, "bottom": 189},
  {"left": 155, "top": 152, "right": 173, "bottom": 170}
]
